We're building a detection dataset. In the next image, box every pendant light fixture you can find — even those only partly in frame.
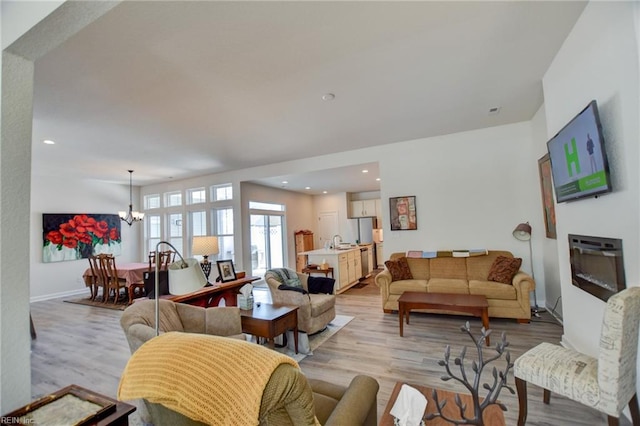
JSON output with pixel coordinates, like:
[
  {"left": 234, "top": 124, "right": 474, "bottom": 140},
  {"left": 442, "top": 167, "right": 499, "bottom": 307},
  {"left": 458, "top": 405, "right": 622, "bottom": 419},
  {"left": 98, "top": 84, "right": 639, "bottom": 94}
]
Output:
[{"left": 119, "top": 170, "right": 144, "bottom": 226}]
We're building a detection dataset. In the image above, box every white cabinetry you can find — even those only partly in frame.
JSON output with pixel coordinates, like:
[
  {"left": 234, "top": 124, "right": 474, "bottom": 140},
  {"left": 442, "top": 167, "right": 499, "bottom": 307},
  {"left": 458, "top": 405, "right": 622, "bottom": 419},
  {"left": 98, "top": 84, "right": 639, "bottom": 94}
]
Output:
[
  {"left": 350, "top": 199, "right": 380, "bottom": 218},
  {"left": 304, "top": 248, "right": 362, "bottom": 293}
]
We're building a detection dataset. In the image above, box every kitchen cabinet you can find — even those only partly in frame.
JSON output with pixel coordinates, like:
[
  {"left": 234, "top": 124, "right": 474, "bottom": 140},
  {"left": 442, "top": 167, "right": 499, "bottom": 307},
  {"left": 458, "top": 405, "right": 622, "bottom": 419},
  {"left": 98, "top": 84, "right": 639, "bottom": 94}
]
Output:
[
  {"left": 300, "top": 247, "right": 362, "bottom": 293},
  {"left": 349, "top": 199, "right": 379, "bottom": 218},
  {"left": 295, "top": 231, "right": 314, "bottom": 272},
  {"left": 362, "top": 246, "right": 374, "bottom": 277}
]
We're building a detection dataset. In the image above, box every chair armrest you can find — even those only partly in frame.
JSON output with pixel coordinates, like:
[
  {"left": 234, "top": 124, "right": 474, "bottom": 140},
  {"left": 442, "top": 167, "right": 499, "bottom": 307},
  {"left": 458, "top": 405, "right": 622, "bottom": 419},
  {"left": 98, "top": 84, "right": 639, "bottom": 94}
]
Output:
[
  {"left": 512, "top": 271, "right": 535, "bottom": 292},
  {"left": 271, "top": 287, "right": 311, "bottom": 306},
  {"left": 124, "top": 323, "right": 157, "bottom": 353},
  {"left": 323, "top": 375, "right": 379, "bottom": 426}
]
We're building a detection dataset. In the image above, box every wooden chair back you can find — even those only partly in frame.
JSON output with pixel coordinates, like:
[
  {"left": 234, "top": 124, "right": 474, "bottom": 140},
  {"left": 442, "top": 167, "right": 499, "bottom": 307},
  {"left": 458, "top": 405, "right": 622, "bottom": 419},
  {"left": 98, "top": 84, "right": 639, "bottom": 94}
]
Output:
[
  {"left": 87, "top": 255, "right": 104, "bottom": 301},
  {"left": 99, "top": 254, "right": 126, "bottom": 304},
  {"left": 149, "top": 250, "right": 175, "bottom": 271}
]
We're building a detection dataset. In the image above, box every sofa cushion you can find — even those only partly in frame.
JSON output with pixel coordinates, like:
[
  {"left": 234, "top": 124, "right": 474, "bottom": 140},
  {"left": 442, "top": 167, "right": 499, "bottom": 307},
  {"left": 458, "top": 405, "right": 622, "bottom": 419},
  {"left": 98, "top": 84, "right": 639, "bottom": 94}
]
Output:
[
  {"left": 427, "top": 278, "right": 469, "bottom": 294},
  {"left": 469, "top": 280, "right": 517, "bottom": 300},
  {"left": 466, "top": 251, "right": 512, "bottom": 281},
  {"left": 406, "top": 257, "right": 430, "bottom": 280},
  {"left": 389, "top": 279, "right": 428, "bottom": 295},
  {"left": 430, "top": 257, "right": 467, "bottom": 280},
  {"left": 487, "top": 256, "right": 522, "bottom": 284},
  {"left": 385, "top": 257, "right": 413, "bottom": 281}
]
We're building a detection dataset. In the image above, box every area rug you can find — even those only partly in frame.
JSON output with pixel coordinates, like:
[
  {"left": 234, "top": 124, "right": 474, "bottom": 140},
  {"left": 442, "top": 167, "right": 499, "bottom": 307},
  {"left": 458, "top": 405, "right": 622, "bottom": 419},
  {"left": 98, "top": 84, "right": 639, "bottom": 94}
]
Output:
[
  {"left": 64, "top": 296, "right": 128, "bottom": 311},
  {"left": 255, "top": 314, "right": 354, "bottom": 363}
]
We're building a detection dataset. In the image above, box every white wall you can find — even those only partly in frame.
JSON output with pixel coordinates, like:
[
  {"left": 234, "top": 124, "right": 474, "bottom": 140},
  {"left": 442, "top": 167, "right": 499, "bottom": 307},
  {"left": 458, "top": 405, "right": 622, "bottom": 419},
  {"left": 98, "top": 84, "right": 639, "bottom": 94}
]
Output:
[
  {"left": 542, "top": 2, "right": 640, "bottom": 356},
  {"left": 30, "top": 175, "right": 141, "bottom": 300}
]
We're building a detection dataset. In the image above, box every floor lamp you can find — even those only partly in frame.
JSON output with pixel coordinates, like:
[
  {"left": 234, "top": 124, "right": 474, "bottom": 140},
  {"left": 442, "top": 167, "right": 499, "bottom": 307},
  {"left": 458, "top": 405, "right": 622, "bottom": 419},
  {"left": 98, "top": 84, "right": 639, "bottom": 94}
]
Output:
[
  {"left": 512, "top": 222, "right": 544, "bottom": 317},
  {"left": 154, "top": 241, "right": 207, "bottom": 336}
]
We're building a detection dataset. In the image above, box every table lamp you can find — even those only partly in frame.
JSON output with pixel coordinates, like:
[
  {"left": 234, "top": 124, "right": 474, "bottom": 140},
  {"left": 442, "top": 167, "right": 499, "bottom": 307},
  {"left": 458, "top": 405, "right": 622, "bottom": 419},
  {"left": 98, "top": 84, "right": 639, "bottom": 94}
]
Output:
[{"left": 192, "top": 236, "right": 219, "bottom": 280}]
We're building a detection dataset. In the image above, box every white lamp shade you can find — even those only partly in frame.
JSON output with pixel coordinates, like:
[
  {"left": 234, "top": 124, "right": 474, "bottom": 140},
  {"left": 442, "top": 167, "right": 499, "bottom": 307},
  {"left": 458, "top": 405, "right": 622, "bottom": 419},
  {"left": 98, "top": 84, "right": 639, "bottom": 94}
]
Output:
[
  {"left": 168, "top": 258, "right": 208, "bottom": 295},
  {"left": 192, "top": 236, "right": 219, "bottom": 257},
  {"left": 513, "top": 222, "right": 532, "bottom": 241}
]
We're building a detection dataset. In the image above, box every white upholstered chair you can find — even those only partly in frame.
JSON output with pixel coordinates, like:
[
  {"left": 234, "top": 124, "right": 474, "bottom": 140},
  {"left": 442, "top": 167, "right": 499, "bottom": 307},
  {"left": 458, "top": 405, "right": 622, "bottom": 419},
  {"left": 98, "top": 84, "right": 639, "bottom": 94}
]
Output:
[{"left": 514, "top": 286, "right": 640, "bottom": 426}]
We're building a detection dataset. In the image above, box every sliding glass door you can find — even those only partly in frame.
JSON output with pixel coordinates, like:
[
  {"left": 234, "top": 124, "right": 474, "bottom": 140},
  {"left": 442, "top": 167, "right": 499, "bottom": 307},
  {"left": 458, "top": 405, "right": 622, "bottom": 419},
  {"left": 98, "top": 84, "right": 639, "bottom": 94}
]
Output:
[{"left": 249, "top": 202, "right": 285, "bottom": 277}]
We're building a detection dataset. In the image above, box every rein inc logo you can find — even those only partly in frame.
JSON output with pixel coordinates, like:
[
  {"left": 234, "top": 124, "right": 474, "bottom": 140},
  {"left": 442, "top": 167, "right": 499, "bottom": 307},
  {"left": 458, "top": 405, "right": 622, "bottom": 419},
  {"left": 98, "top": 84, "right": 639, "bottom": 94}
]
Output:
[{"left": 0, "top": 417, "right": 35, "bottom": 424}]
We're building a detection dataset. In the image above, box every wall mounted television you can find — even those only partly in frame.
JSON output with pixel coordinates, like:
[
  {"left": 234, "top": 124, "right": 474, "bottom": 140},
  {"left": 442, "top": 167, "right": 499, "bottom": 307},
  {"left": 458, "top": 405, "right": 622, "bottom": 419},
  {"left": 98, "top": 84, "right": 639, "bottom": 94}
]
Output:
[{"left": 546, "top": 100, "right": 612, "bottom": 203}]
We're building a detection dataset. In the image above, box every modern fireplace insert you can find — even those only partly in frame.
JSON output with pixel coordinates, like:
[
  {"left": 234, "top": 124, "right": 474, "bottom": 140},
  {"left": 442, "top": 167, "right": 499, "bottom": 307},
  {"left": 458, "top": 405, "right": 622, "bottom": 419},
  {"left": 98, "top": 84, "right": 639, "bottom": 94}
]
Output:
[{"left": 569, "top": 234, "right": 625, "bottom": 302}]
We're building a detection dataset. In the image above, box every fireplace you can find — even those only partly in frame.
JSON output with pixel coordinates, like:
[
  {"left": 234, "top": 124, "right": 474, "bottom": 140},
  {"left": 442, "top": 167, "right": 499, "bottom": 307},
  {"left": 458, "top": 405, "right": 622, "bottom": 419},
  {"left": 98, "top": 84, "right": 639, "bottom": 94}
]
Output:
[{"left": 569, "top": 234, "right": 625, "bottom": 302}]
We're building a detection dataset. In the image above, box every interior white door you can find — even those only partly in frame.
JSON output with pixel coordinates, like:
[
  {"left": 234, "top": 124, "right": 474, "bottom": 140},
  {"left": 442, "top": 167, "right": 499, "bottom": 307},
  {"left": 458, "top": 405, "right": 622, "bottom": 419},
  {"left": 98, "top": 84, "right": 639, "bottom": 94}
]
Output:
[{"left": 318, "top": 211, "right": 338, "bottom": 249}]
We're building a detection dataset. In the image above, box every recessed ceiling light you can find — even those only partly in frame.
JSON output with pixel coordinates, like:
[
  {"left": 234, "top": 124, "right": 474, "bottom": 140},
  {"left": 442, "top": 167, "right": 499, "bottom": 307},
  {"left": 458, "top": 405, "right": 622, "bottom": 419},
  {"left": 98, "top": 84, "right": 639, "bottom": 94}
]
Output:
[
  {"left": 305, "top": 186, "right": 311, "bottom": 190},
  {"left": 322, "top": 93, "right": 335, "bottom": 101},
  {"left": 323, "top": 191, "right": 328, "bottom": 194},
  {"left": 282, "top": 181, "right": 288, "bottom": 184},
  {"left": 43, "top": 139, "right": 55, "bottom": 145},
  {"left": 376, "top": 178, "right": 381, "bottom": 181},
  {"left": 362, "top": 169, "right": 368, "bottom": 173}
]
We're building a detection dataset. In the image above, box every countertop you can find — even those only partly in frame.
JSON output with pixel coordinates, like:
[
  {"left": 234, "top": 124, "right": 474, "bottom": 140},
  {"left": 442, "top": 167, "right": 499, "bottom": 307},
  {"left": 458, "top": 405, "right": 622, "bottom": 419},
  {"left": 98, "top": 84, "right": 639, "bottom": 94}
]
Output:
[{"left": 300, "top": 247, "right": 361, "bottom": 255}]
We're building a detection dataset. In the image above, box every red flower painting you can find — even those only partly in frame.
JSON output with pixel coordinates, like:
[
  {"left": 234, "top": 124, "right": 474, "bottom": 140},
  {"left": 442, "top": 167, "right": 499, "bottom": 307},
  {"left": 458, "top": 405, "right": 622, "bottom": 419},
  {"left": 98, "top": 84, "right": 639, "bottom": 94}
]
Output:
[{"left": 43, "top": 213, "right": 122, "bottom": 262}]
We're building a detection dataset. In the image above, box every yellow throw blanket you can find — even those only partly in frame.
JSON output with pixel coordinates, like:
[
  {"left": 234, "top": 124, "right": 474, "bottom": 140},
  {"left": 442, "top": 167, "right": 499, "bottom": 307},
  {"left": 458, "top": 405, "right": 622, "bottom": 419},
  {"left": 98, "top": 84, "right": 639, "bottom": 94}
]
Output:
[{"left": 118, "top": 332, "right": 299, "bottom": 425}]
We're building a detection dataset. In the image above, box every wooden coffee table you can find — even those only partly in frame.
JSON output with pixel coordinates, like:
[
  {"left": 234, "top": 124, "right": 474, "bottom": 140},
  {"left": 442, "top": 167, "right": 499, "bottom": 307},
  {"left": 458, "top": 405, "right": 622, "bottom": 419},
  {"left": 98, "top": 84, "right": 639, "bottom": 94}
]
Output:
[
  {"left": 380, "top": 381, "right": 505, "bottom": 426},
  {"left": 398, "top": 292, "right": 490, "bottom": 345},
  {"left": 240, "top": 303, "right": 299, "bottom": 353}
]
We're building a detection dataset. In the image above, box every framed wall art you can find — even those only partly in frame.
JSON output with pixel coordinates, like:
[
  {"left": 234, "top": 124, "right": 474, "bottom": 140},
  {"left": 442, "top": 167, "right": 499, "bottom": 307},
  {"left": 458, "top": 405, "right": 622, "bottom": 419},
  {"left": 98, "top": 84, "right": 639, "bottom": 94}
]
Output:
[
  {"left": 389, "top": 196, "right": 417, "bottom": 230},
  {"left": 538, "top": 154, "right": 557, "bottom": 239},
  {"left": 216, "top": 259, "right": 237, "bottom": 282},
  {"left": 42, "top": 213, "right": 122, "bottom": 263}
]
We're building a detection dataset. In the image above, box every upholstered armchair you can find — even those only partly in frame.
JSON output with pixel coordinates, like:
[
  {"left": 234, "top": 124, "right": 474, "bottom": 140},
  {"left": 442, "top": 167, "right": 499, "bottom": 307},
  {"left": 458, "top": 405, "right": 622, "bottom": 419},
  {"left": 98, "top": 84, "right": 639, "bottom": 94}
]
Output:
[
  {"left": 120, "top": 299, "right": 244, "bottom": 353},
  {"left": 514, "top": 287, "right": 640, "bottom": 426},
  {"left": 264, "top": 268, "right": 336, "bottom": 335},
  {"left": 118, "top": 332, "right": 379, "bottom": 426}
]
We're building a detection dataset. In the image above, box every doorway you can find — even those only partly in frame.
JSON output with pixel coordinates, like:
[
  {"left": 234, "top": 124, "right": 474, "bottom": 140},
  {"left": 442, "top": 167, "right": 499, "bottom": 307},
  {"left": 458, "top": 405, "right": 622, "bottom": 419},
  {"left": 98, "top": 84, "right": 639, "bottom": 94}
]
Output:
[{"left": 249, "top": 202, "right": 285, "bottom": 277}]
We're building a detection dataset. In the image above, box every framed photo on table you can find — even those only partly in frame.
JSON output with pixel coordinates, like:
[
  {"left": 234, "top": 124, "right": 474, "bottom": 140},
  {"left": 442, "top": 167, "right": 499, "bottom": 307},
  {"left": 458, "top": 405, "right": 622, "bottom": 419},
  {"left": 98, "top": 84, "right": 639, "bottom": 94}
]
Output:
[
  {"left": 389, "top": 196, "right": 417, "bottom": 230},
  {"left": 216, "top": 260, "right": 237, "bottom": 282},
  {"left": 538, "top": 154, "right": 557, "bottom": 239}
]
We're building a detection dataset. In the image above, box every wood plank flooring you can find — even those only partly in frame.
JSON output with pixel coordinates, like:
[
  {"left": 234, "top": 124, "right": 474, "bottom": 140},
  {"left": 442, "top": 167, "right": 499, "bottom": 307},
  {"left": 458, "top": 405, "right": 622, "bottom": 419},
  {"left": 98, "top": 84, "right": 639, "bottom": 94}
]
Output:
[{"left": 29, "top": 280, "right": 626, "bottom": 425}]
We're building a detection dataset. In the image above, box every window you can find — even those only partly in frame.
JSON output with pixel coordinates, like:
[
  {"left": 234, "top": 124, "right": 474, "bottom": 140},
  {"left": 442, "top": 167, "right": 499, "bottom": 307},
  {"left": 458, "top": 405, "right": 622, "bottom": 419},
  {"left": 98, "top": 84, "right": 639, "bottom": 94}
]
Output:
[
  {"left": 165, "top": 191, "right": 182, "bottom": 207},
  {"left": 188, "top": 188, "right": 206, "bottom": 204},
  {"left": 189, "top": 210, "right": 207, "bottom": 256},
  {"left": 146, "top": 214, "right": 161, "bottom": 254},
  {"left": 168, "top": 213, "right": 183, "bottom": 254},
  {"left": 144, "top": 194, "right": 160, "bottom": 209},
  {"left": 212, "top": 207, "right": 234, "bottom": 262},
  {"left": 249, "top": 202, "right": 285, "bottom": 277},
  {"left": 211, "top": 183, "right": 232, "bottom": 201},
  {"left": 249, "top": 201, "right": 284, "bottom": 211}
]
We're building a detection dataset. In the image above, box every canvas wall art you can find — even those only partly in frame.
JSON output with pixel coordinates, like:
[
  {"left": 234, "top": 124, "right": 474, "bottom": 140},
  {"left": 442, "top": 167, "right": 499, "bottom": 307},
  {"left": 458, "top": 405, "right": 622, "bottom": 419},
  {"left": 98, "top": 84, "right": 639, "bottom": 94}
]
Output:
[
  {"left": 389, "top": 196, "right": 417, "bottom": 230},
  {"left": 43, "top": 213, "right": 122, "bottom": 263},
  {"left": 538, "top": 154, "right": 557, "bottom": 239}
]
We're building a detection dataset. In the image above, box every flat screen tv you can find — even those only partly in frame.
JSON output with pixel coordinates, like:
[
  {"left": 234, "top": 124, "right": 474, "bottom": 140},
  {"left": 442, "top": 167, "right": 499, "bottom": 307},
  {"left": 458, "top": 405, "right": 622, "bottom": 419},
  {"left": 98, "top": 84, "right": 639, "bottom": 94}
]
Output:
[{"left": 546, "top": 100, "right": 612, "bottom": 203}]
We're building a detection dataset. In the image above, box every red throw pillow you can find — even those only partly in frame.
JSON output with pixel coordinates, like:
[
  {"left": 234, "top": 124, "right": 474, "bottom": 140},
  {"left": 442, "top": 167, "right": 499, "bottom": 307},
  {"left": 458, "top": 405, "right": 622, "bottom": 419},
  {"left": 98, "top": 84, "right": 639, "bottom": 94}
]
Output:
[
  {"left": 385, "top": 257, "right": 413, "bottom": 281},
  {"left": 487, "top": 256, "right": 522, "bottom": 284}
]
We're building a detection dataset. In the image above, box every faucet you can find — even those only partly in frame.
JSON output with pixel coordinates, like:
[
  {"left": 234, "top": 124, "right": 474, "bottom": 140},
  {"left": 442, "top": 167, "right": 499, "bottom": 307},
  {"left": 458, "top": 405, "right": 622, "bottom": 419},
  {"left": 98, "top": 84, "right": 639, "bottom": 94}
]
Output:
[{"left": 332, "top": 234, "right": 343, "bottom": 249}]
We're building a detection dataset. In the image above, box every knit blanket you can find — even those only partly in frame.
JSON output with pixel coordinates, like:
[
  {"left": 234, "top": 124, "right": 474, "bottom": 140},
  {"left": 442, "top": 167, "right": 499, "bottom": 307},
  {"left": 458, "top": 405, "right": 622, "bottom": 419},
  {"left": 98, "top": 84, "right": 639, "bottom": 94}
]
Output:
[
  {"left": 265, "top": 268, "right": 297, "bottom": 284},
  {"left": 118, "top": 332, "right": 298, "bottom": 425}
]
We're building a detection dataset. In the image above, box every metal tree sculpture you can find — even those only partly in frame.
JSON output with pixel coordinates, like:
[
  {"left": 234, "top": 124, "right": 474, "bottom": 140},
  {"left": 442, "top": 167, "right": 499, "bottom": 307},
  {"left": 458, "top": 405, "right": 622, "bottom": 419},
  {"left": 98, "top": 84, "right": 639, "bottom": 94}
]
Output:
[{"left": 425, "top": 322, "right": 514, "bottom": 426}]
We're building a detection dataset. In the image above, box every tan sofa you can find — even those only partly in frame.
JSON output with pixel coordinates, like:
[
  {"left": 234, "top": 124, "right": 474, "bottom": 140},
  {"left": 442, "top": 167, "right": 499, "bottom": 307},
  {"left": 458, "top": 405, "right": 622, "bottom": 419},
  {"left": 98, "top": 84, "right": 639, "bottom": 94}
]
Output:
[{"left": 374, "top": 251, "right": 535, "bottom": 322}]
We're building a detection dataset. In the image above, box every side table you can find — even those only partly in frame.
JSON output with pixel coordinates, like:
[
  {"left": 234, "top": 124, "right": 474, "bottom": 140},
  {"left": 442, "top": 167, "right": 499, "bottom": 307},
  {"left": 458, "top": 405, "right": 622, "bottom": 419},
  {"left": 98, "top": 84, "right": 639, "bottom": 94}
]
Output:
[
  {"left": 302, "top": 267, "right": 334, "bottom": 278},
  {"left": 380, "top": 381, "right": 505, "bottom": 426},
  {"left": 1, "top": 384, "right": 136, "bottom": 425},
  {"left": 240, "top": 303, "right": 299, "bottom": 353}
]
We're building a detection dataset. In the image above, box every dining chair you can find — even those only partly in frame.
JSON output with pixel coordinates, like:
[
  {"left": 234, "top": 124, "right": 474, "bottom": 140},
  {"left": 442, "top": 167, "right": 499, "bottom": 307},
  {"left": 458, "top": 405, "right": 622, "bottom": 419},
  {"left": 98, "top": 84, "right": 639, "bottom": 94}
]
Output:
[
  {"left": 148, "top": 250, "right": 175, "bottom": 272},
  {"left": 514, "top": 286, "right": 640, "bottom": 426},
  {"left": 100, "top": 254, "right": 127, "bottom": 304},
  {"left": 87, "top": 255, "right": 105, "bottom": 301}
]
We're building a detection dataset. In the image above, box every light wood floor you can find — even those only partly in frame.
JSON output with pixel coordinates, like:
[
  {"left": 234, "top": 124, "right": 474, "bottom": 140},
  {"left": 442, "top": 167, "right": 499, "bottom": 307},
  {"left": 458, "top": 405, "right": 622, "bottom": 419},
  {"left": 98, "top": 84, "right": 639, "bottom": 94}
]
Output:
[{"left": 29, "top": 281, "right": 626, "bottom": 425}]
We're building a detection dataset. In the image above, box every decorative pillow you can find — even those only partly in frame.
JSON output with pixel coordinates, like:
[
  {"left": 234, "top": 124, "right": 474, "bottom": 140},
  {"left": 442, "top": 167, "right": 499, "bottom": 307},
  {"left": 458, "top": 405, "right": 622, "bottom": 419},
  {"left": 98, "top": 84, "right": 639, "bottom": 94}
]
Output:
[
  {"left": 487, "top": 256, "right": 522, "bottom": 284},
  {"left": 385, "top": 257, "right": 413, "bottom": 281}
]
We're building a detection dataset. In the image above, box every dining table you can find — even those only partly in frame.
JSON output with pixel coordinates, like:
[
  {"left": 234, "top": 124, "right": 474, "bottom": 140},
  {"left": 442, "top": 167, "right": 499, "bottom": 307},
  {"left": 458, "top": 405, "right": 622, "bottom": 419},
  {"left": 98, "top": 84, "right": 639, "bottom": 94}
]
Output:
[{"left": 83, "top": 262, "right": 149, "bottom": 304}]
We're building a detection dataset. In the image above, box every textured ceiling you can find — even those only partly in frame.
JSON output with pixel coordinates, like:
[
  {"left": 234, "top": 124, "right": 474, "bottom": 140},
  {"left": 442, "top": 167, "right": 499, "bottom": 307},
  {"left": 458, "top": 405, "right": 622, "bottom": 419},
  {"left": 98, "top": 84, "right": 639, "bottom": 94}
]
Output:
[{"left": 30, "top": 1, "right": 586, "bottom": 193}]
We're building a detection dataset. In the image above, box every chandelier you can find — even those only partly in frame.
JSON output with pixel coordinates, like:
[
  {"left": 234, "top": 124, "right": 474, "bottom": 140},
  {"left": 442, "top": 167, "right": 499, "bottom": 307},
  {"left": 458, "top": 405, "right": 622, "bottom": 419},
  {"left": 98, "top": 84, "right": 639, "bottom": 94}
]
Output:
[{"left": 119, "top": 170, "right": 144, "bottom": 226}]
